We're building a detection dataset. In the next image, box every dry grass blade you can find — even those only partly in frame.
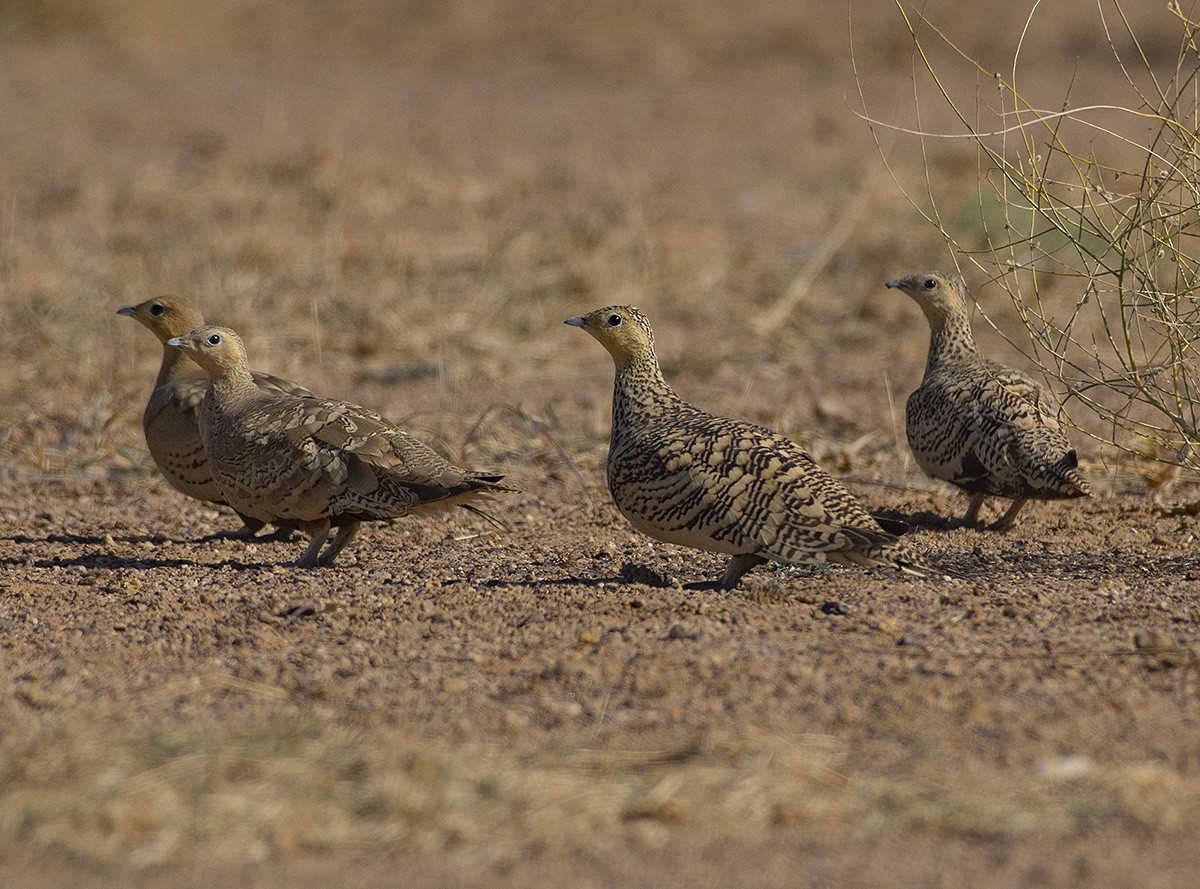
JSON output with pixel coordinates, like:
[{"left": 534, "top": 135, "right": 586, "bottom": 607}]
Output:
[
  {"left": 754, "top": 171, "right": 884, "bottom": 337},
  {"left": 461, "top": 402, "right": 588, "bottom": 487},
  {"left": 858, "top": 0, "right": 1200, "bottom": 471}
]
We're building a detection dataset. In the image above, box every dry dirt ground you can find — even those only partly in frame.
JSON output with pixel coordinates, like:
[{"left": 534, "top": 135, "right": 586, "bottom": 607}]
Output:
[{"left": 2, "top": 2, "right": 1200, "bottom": 887}]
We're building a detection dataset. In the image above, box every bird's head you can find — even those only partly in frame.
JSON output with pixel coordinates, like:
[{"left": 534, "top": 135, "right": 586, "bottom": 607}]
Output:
[
  {"left": 564, "top": 305, "right": 656, "bottom": 365},
  {"left": 885, "top": 272, "right": 967, "bottom": 324},
  {"left": 117, "top": 297, "right": 206, "bottom": 343},
  {"left": 166, "top": 325, "right": 250, "bottom": 379}
]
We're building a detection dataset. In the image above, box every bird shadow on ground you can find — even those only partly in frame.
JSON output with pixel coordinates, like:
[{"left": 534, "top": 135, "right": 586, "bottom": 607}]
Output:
[
  {"left": 871, "top": 508, "right": 953, "bottom": 533},
  {"left": 479, "top": 571, "right": 747, "bottom": 593},
  {"left": 26, "top": 553, "right": 203, "bottom": 570},
  {"left": 4, "top": 548, "right": 287, "bottom": 572},
  {"left": 2, "top": 533, "right": 295, "bottom": 571},
  {"left": 8, "top": 533, "right": 172, "bottom": 546},
  {"left": 993, "top": 549, "right": 1195, "bottom": 578},
  {"left": 480, "top": 574, "right": 634, "bottom": 591}
]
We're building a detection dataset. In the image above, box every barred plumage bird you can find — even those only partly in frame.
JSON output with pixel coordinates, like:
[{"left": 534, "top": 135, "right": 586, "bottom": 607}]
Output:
[
  {"left": 887, "top": 272, "right": 1090, "bottom": 529},
  {"left": 167, "top": 325, "right": 513, "bottom": 568},
  {"left": 118, "top": 297, "right": 314, "bottom": 539},
  {"left": 566, "top": 305, "right": 934, "bottom": 589}
]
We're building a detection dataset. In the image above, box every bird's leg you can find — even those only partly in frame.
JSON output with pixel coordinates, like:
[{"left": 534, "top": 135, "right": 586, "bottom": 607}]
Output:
[
  {"left": 955, "top": 493, "right": 987, "bottom": 529},
  {"left": 255, "top": 525, "right": 298, "bottom": 543},
  {"left": 317, "top": 521, "right": 361, "bottom": 567},
  {"left": 201, "top": 515, "right": 265, "bottom": 542},
  {"left": 990, "top": 498, "right": 1027, "bottom": 531},
  {"left": 719, "top": 553, "right": 768, "bottom": 590},
  {"left": 227, "top": 517, "right": 266, "bottom": 540},
  {"left": 219, "top": 515, "right": 296, "bottom": 543},
  {"left": 296, "top": 519, "right": 332, "bottom": 568}
]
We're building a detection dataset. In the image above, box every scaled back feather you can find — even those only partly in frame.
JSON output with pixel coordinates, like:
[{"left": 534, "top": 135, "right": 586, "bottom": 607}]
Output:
[
  {"left": 566, "top": 305, "right": 936, "bottom": 589},
  {"left": 167, "top": 325, "right": 512, "bottom": 567},
  {"left": 886, "top": 272, "right": 1090, "bottom": 529}
]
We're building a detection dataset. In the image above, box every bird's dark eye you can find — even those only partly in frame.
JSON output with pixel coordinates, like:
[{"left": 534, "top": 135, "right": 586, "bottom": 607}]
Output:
[
  {"left": 606, "top": 313, "right": 623, "bottom": 327},
  {"left": 206, "top": 333, "right": 222, "bottom": 346},
  {"left": 149, "top": 303, "right": 165, "bottom": 316},
  {"left": 923, "top": 278, "right": 938, "bottom": 290}
]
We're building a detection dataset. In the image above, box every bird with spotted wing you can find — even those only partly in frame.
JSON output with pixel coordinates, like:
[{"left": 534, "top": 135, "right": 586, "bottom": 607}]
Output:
[
  {"left": 566, "top": 305, "right": 936, "bottom": 589},
  {"left": 118, "top": 296, "right": 314, "bottom": 540},
  {"left": 886, "top": 272, "right": 1090, "bottom": 529},
  {"left": 167, "top": 325, "right": 513, "bottom": 567}
]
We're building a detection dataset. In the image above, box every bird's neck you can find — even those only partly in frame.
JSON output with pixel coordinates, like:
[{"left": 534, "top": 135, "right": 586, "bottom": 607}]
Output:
[
  {"left": 155, "top": 343, "right": 194, "bottom": 389},
  {"left": 925, "top": 307, "right": 981, "bottom": 373},
  {"left": 206, "top": 367, "right": 258, "bottom": 403},
  {"left": 611, "top": 353, "right": 681, "bottom": 429}
]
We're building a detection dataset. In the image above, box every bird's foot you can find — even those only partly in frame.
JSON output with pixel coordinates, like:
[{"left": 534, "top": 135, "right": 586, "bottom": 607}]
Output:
[
  {"left": 253, "top": 526, "right": 298, "bottom": 543},
  {"left": 202, "top": 523, "right": 295, "bottom": 543}
]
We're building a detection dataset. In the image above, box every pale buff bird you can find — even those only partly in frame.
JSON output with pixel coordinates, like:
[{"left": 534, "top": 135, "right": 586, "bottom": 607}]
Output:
[
  {"left": 118, "top": 297, "right": 314, "bottom": 539},
  {"left": 887, "top": 272, "right": 1090, "bottom": 529},
  {"left": 167, "top": 325, "right": 512, "bottom": 568},
  {"left": 566, "top": 305, "right": 935, "bottom": 589}
]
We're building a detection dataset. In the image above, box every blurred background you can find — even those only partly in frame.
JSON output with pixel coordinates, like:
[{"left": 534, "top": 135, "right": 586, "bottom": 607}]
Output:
[{"left": 0, "top": 0, "right": 1186, "bottom": 479}]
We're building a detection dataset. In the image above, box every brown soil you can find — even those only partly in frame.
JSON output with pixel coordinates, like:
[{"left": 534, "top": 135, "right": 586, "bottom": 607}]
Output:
[{"left": 2, "top": 2, "right": 1198, "bottom": 886}]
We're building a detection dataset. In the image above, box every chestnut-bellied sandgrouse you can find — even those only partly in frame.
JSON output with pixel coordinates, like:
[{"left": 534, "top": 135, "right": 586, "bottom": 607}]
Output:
[
  {"left": 886, "top": 272, "right": 1089, "bottom": 529},
  {"left": 118, "top": 297, "right": 314, "bottom": 539},
  {"left": 167, "top": 325, "right": 513, "bottom": 568},
  {"left": 565, "top": 305, "right": 935, "bottom": 589}
]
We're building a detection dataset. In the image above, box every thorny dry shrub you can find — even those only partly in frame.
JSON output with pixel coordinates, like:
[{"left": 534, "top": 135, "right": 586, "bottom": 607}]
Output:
[{"left": 860, "top": 0, "right": 1200, "bottom": 472}]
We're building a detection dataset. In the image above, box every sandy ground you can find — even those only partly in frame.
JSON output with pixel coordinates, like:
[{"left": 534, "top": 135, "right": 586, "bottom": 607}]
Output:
[{"left": 2, "top": 1, "right": 1199, "bottom": 886}]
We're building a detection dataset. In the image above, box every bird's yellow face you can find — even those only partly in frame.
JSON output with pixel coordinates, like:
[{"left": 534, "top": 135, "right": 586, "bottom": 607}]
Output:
[
  {"left": 885, "top": 272, "right": 966, "bottom": 321},
  {"left": 116, "top": 297, "right": 205, "bottom": 342},
  {"left": 564, "top": 305, "right": 656, "bottom": 364},
  {"left": 166, "top": 325, "right": 249, "bottom": 378}
]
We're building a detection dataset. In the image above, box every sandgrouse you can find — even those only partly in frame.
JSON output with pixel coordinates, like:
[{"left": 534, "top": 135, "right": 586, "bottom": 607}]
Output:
[
  {"left": 166, "top": 325, "right": 511, "bottom": 568},
  {"left": 119, "top": 297, "right": 314, "bottom": 539},
  {"left": 887, "top": 272, "right": 1090, "bottom": 529},
  {"left": 566, "top": 305, "right": 934, "bottom": 589}
]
